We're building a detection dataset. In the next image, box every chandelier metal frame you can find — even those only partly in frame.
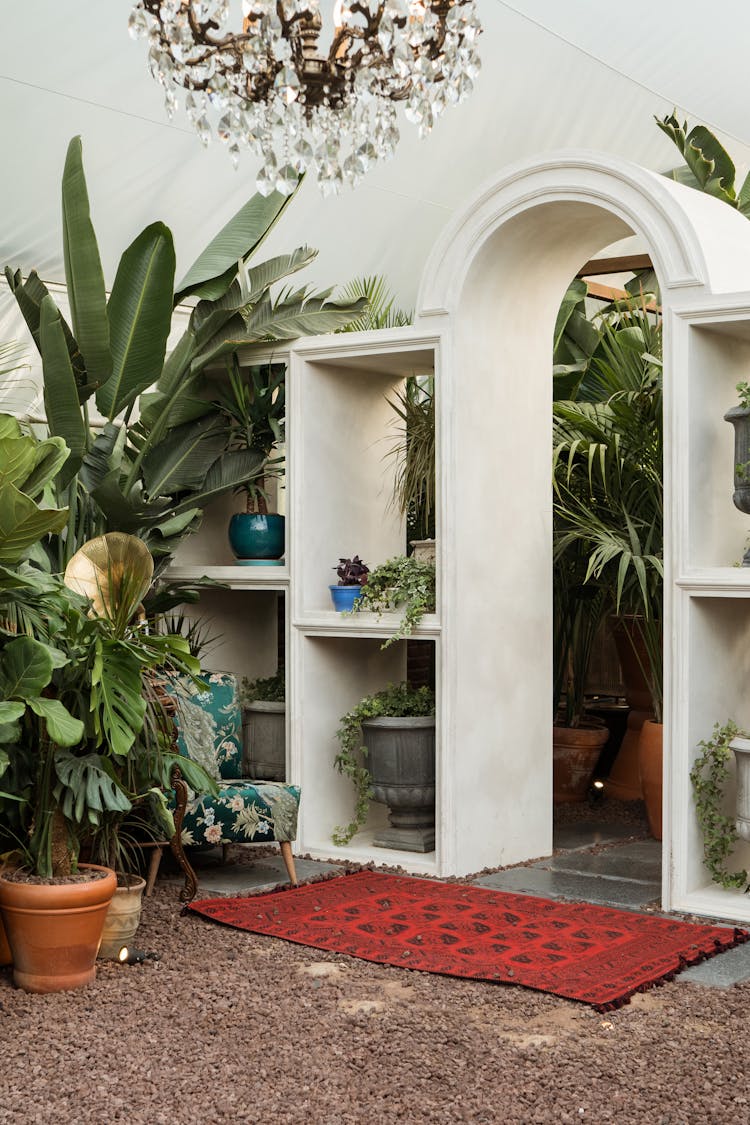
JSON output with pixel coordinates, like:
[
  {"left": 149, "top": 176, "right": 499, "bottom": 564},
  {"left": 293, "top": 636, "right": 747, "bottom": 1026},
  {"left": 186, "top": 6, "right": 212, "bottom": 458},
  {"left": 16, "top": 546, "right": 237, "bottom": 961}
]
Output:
[{"left": 131, "top": 0, "right": 482, "bottom": 195}]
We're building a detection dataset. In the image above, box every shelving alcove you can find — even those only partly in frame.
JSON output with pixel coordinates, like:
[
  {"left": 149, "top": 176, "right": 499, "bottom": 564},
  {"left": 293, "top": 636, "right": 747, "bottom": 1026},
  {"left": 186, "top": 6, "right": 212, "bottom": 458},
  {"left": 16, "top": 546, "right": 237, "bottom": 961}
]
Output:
[{"left": 167, "top": 328, "right": 445, "bottom": 875}]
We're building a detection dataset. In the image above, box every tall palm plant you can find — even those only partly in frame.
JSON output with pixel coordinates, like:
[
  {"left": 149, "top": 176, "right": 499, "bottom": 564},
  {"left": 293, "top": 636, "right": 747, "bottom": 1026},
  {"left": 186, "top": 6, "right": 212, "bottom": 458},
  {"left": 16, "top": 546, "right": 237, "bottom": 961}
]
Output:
[{"left": 553, "top": 304, "right": 663, "bottom": 722}]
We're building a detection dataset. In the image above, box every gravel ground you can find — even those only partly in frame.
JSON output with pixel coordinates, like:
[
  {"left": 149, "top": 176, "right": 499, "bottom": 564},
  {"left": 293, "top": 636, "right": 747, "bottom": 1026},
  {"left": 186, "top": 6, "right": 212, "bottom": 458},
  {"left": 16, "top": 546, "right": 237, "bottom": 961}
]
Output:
[{"left": 2, "top": 803, "right": 748, "bottom": 1125}]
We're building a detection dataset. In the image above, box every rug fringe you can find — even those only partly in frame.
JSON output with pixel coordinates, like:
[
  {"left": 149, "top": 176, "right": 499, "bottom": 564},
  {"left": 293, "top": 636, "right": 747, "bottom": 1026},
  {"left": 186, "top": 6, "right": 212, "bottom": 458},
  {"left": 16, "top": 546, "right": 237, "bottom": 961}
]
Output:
[{"left": 593, "top": 926, "right": 749, "bottom": 1012}]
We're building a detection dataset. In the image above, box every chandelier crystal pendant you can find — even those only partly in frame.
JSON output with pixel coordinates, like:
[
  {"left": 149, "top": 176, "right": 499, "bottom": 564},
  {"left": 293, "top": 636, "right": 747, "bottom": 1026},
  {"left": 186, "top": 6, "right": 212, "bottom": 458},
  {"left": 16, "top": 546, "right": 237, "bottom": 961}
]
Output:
[{"left": 130, "top": 0, "right": 482, "bottom": 196}]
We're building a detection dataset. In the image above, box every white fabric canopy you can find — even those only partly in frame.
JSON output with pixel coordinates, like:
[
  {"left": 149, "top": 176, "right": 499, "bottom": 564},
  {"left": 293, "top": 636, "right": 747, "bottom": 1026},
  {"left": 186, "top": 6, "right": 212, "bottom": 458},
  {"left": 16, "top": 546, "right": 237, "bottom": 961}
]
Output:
[{"left": 1, "top": 1, "right": 748, "bottom": 337}]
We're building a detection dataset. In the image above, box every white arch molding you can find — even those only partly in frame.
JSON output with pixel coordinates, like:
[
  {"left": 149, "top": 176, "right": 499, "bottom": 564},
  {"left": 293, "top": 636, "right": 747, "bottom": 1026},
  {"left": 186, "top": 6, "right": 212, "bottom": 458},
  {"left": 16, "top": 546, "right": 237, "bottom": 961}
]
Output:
[{"left": 415, "top": 151, "right": 750, "bottom": 921}]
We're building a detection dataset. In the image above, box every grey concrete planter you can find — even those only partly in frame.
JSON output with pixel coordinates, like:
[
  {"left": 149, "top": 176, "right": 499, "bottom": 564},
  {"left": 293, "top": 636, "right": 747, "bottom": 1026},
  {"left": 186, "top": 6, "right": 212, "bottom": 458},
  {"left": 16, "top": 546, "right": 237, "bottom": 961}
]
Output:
[
  {"left": 242, "top": 702, "right": 286, "bottom": 781},
  {"left": 730, "top": 736, "right": 750, "bottom": 842},
  {"left": 724, "top": 406, "right": 750, "bottom": 563},
  {"left": 362, "top": 715, "right": 436, "bottom": 853}
]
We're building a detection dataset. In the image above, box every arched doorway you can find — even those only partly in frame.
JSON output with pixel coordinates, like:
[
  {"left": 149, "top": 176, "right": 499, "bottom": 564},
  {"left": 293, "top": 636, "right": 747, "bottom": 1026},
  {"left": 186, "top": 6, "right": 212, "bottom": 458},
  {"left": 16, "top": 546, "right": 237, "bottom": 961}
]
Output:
[{"left": 417, "top": 152, "right": 750, "bottom": 921}]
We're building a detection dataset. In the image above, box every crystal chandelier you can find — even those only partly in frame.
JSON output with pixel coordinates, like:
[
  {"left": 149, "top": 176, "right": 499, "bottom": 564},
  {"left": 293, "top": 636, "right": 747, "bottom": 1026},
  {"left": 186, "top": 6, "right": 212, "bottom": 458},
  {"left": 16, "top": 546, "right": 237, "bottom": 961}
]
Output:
[{"left": 129, "top": 0, "right": 482, "bottom": 196}]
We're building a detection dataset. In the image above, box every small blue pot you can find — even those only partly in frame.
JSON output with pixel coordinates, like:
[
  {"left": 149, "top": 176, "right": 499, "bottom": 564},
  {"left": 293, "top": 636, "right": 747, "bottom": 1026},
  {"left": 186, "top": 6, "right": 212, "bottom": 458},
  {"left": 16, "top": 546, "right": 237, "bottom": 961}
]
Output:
[
  {"left": 329, "top": 584, "right": 365, "bottom": 612},
  {"left": 229, "top": 514, "right": 285, "bottom": 562}
]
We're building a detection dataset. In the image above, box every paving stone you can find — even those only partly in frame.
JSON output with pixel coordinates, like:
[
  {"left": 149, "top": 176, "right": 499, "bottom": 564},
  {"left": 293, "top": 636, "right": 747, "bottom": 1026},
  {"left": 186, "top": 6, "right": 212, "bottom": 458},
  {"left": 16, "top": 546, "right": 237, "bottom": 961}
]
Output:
[
  {"left": 537, "top": 839, "right": 662, "bottom": 883},
  {"left": 473, "top": 865, "right": 661, "bottom": 910},
  {"left": 679, "top": 940, "right": 750, "bottom": 988},
  {"left": 159, "top": 856, "right": 339, "bottom": 897},
  {"left": 553, "top": 820, "right": 645, "bottom": 851}
]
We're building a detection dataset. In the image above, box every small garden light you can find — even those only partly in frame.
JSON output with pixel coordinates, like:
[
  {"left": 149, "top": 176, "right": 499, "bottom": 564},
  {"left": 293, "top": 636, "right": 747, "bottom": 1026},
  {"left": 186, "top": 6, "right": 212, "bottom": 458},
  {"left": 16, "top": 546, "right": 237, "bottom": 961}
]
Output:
[{"left": 118, "top": 946, "right": 160, "bottom": 965}]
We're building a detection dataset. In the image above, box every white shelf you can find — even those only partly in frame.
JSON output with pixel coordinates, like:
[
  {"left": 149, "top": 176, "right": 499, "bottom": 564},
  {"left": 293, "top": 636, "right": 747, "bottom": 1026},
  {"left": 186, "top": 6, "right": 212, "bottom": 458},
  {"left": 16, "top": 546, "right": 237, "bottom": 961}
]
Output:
[
  {"left": 166, "top": 564, "right": 290, "bottom": 589},
  {"left": 676, "top": 569, "right": 750, "bottom": 595},
  {"left": 301, "top": 833, "right": 439, "bottom": 876},
  {"left": 294, "top": 611, "right": 441, "bottom": 639},
  {"left": 672, "top": 883, "right": 750, "bottom": 926}
]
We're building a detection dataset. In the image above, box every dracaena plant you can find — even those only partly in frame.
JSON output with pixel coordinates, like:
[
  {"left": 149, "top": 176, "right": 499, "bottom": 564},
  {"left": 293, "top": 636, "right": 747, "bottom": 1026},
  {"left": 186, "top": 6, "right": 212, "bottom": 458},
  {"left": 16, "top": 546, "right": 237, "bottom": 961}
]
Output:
[{"left": 5, "top": 136, "right": 366, "bottom": 578}]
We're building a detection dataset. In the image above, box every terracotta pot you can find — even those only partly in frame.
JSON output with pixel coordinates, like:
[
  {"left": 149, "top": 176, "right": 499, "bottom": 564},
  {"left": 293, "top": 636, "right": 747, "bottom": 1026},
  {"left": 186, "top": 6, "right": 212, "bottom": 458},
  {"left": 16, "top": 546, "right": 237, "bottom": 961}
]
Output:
[
  {"left": 604, "top": 709, "right": 652, "bottom": 801},
  {"left": 638, "top": 720, "right": 663, "bottom": 840},
  {"left": 553, "top": 722, "right": 609, "bottom": 802},
  {"left": 98, "top": 875, "right": 147, "bottom": 960},
  {"left": 0, "top": 863, "right": 116, "bottom": 993},
  {"left": 0, "top": 913, "right": 11, "bottom": 967}
]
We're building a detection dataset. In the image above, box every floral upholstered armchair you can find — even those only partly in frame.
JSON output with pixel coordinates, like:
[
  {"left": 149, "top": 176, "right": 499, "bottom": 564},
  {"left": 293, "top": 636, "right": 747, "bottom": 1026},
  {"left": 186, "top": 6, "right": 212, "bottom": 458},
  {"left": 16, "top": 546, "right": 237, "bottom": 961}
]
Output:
[{"left": 165, "top": 671, "right": 300, "bottom": 902}]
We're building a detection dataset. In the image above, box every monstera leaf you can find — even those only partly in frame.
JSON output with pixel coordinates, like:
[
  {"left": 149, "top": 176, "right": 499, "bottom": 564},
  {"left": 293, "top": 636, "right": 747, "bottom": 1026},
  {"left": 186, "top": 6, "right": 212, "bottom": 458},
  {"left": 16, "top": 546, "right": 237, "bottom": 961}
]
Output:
[{"left": 53, "top": 747, "right": 132, "bottom": 825}]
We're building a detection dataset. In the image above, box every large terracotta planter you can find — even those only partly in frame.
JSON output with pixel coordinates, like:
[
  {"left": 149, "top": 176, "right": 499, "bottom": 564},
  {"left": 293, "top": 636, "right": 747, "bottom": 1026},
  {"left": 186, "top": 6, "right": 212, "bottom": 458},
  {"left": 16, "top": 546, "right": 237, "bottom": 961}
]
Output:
[
  {"left": 553, "top": 722, "right": 609, "bottom": 802},
  {"left": 0, "top": 913, "right": 11, "bottom": 967},
  {"left": 638, "top": 720, "right": 663, "bottom": 840},
  {"left": 0, "top": 863, "right": 116, "bottom": 993},
  {"left": 606, "top": 617, "right": 657, "bottom": 800},
  {"left": 98, "top": 875, "right": 147, "bottom": 960}
]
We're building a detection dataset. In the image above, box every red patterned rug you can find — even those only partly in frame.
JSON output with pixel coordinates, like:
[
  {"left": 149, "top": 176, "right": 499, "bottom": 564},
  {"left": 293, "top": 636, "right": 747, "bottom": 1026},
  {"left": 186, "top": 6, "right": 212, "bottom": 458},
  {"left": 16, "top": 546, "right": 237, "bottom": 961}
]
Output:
[{"left": 188, "top": 871, "right": 747, "bottom": 1010}]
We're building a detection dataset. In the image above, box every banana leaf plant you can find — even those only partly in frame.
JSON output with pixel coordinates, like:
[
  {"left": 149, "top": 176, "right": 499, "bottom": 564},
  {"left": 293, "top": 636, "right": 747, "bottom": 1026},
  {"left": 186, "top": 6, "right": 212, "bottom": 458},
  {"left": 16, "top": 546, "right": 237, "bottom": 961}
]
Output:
[{"left": 5, "top": 136, "right": 366, "bottom": 576}]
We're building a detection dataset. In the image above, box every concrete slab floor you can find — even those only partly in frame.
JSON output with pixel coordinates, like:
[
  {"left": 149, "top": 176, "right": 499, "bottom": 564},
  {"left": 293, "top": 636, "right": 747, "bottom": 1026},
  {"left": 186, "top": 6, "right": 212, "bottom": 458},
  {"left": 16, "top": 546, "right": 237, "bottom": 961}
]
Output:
[
  {"left": 159, "top": 854, "right": 340, "bottom": 897},
  {"left": 553, "top": 819, "right": 645, "bottom": 851},
  {"left": 473, "top": 864, "right": 662, "bottom": 910},
  {"left": 537, "top": 839, "right": 663, "bottom": 883}
]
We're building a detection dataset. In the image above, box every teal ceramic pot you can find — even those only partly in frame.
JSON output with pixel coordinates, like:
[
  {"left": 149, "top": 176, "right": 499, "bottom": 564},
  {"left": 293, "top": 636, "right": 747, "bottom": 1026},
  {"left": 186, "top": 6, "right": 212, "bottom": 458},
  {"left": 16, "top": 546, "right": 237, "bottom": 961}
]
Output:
[
  {"left": 329, "top": 584, "right": 365, "bottom": 611},
  {"left": 229, "top": 513, "right": 285, "bottom": 562}
]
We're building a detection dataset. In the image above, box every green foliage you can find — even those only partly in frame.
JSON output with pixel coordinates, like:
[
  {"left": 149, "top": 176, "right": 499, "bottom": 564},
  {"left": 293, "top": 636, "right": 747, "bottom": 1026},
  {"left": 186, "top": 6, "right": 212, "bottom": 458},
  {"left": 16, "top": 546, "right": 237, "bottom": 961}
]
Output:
[
  {"left": 356, "top": 555, "right": 437, "bottom": 648},
  {"left": 337, "top": 276, "right": 412, "bottom": 332},
  {"left": 332, "top": 682, "right": 435, "bottom": 846},
  {"left": 656, "top": 112, "right": 750, "bottom": 217},
  {"left": 552, "top": 304, "right": 663, "bottom": 721},
  {"left": 736, "top": 382, "right": 750, "bottom": 410},
  {"left": 212, "top": 356, "right": 286, "bottom": 513},
  {"left": 241, "top": 669, "right": 285, "bottom": 704},
  {"left": 5, "top": 135, "right": 365, "bottom": 573},
  {"left": 386, "top": 378, "right": 435, "bottom": 542},
  {"left": 690, "top": 721, "right": 749, "bottom": 891}
]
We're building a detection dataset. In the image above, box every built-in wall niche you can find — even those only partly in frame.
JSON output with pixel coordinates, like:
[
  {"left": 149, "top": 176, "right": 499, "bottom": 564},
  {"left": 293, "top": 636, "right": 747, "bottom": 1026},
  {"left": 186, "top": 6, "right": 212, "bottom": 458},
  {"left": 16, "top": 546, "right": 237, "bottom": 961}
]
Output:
[
  {"left": 687, "top": 320, "right": 750, "bottom": 571},
  {"left": 294, "top": 633, "right": 439, "bottom": 871},
  {"left": 683, "top": 595, "right": 750, "bottom": 896},
  {"left": 294, "top": 347, "right": 436, "bottom": 616},
  {"left": 186, "top": 588, "right": 286, "bottom": 687}
]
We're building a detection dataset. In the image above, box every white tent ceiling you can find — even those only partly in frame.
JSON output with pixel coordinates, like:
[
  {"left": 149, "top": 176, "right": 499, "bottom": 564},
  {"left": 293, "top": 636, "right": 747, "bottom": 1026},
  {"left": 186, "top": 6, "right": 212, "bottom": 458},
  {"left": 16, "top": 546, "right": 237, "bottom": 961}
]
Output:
[{"left": 1, "top": 1, "right": 749, "bottom": 318}]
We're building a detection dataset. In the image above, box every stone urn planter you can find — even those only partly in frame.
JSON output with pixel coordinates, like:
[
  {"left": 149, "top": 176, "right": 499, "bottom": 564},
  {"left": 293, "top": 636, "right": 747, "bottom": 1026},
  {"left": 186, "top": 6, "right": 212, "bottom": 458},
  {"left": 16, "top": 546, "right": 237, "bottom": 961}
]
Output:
[
  {"left": 362, "top": 715, "right": 436, "bottom": 852},
  {"left": 730, "top": 735, "right": 750, "bottom": 842},
  {"left": 724, "top": 404, "right": 750, "bottom": 564}
]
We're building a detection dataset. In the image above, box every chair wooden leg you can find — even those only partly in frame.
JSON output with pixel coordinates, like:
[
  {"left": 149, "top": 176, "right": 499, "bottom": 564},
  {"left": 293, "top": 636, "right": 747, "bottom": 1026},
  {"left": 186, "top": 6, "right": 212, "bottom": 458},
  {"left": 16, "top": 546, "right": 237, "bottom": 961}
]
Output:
[
  {"left": 222, "top": 843, "right": 230, "bottom": 864},
  {"left": 279, "top": 841, "right": 298, "bottom": 886},
  {"left": 145, "top": 845, "right": 163, "bottom": 897}
]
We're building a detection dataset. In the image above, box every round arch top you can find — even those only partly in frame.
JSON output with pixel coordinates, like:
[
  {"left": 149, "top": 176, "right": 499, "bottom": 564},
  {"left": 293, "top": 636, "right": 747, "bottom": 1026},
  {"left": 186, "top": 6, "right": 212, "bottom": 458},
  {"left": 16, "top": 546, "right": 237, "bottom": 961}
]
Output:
[{"left": 416, "top": 150, "right": 750, "bottom": 319}]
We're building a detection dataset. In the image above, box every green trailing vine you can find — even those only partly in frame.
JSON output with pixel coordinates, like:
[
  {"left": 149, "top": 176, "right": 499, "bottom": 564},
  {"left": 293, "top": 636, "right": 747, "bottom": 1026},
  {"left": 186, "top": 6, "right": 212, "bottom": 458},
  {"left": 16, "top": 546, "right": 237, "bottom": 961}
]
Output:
[
  {"left": 689, "top": 720, "right": 749, "bottom": 891},
  {"left": 352, "top": 555, "right": 436, "bottom": 648},
  {"left": 332, "top": 682, "right": 435, "bottom": 846}
]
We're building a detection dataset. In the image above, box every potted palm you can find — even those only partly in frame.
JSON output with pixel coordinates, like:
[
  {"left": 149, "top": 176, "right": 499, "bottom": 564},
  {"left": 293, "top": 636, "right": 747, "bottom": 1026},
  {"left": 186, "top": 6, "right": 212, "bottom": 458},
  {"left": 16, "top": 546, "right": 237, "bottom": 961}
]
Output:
[
  {"left": 214, "top": 357, "right": 287, "bottom": 565},
  {"left": 553, "top": 303, "right": 663, "bottom": 831}
]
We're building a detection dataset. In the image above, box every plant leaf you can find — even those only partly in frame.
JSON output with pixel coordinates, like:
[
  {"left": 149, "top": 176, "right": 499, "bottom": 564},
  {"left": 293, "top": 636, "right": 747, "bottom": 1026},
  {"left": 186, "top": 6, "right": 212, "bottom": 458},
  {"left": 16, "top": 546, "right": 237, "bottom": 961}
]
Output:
[
  {"left": 27, "top": 698, "right": 84, "bottom": 747},
  {"left": 0, "top": 635, "right": 54, "bottom": 700},
  {"left": 39, "top": 295, "right": 88, "bottom": 483},
  {"left": 174, "top": 189, "right": 300, "bottom": 303},
  {"left": 99, "top": 222, "right": 176, "bottom": 419},
  {"left": 0, "top": 480, "right": 69, "bottom": 564},
  {"left": 61, "top": 136, "right": 112, "bottom": 386}
]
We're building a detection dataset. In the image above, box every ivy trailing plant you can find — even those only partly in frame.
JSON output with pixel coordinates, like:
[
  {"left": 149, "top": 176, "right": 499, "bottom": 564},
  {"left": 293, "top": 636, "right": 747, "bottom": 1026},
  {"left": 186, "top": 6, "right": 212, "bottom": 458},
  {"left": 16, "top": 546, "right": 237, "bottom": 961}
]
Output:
[
  {"left": 689, "top": 720, "right": 749, "bottom": 891},
  {"left": 241, "top": 669, "right": 285, "bottom": 704},
  {"left": 332, "top": 682, "right": 435, "bottom": 846},
  {"left": 354, "top": 555, "right": 436, "bottom": 648}
]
